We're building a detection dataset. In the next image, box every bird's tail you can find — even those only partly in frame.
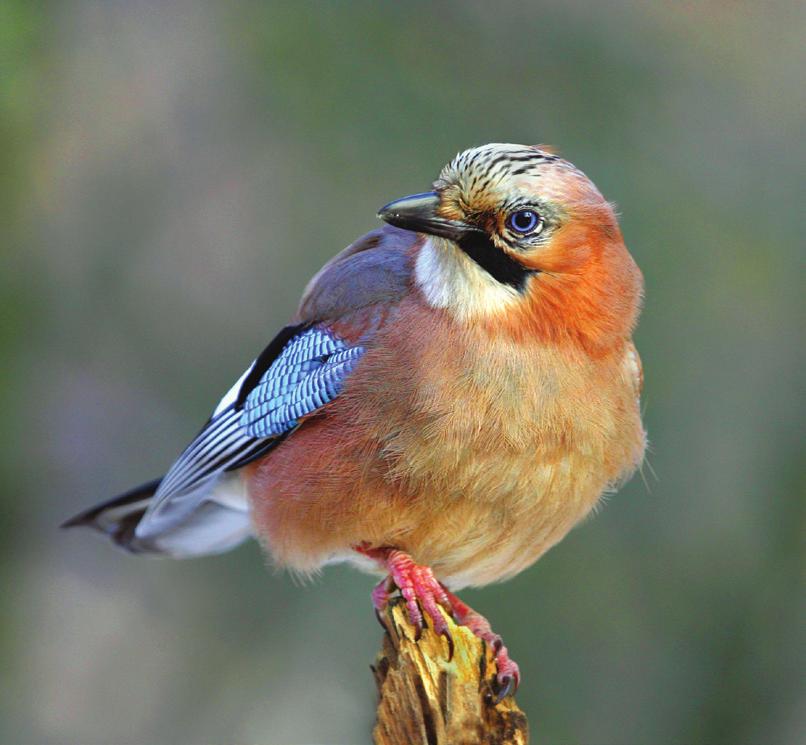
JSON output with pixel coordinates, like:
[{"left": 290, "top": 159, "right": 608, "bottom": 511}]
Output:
[
  {"left": 61, "top": 475, "right": 253, "bottom": 558},
  {"left": 61, "top": 478, "right": 161, "bottom": 553}
]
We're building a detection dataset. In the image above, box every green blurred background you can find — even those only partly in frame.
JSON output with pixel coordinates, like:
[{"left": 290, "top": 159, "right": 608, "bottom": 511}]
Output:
[{"left": 2, "top": 1, "right": 803, "bottom": 743}]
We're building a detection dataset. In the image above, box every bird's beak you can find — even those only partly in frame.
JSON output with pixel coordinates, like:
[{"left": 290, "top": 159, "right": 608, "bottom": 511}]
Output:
[{"left": 377, "top": 191, "right": 470, "bottom": 242}]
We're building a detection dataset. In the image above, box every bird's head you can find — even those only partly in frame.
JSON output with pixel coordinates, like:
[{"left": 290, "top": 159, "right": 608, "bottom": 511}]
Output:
[{"left": 378, "top": 143, "right": 642, "bottom": 351}]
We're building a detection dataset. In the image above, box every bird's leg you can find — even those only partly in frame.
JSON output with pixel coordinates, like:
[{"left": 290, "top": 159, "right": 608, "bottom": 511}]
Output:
[
  {"left": 440, "top": 584, "right": 520, "bottom": 700},
  {"left": 356, "top": 546, "right": 455, "bottom": 659},
  {"left": 355, "top": 546, "right": 518, "bottom": 697}
]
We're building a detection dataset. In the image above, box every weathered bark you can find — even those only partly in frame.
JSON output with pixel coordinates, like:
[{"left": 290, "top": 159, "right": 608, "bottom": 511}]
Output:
[{"left": 372, "top": 597, "right": 529, "bottom": 744}]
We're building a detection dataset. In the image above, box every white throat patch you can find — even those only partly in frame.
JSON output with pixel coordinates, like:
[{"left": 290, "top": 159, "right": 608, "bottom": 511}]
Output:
[{"left": 414, "top": 237, "right": 520, "bottom": 320}]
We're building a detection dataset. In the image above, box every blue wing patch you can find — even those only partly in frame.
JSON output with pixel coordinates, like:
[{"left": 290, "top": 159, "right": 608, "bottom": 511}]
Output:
[
  {"left": 241, "top": 327, "right": 364, "bottom": 437},
  {"left": 136, "top": 326, "right": 363, "bottom": 539}
]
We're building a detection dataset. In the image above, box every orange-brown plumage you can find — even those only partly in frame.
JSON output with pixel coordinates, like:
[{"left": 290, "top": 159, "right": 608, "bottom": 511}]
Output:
[
  {"left": 67, "top": 143, "right": 645, "bottom": 695},
  {"left": 246, "top": 145, "right": 645, "bottom": 591}
]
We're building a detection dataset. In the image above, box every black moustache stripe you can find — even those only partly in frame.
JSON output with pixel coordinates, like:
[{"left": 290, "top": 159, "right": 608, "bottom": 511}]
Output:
[{"left": 457, "top": 231, "right": 535, "bottom": 291}]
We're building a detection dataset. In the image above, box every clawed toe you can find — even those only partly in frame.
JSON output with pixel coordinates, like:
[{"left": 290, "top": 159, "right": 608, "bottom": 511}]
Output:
[
  {"left": 365, "top": 548, "right": 454, "bottom": 660},
  {"left": 440, "top": 584, "right": 521, "bottom": 701},
  {"left": 494, "top": 673, "right": 517, "bottom": 703},
  {"left": 439, "top": 626, "right": 455, "bottom": 661},
  {"left": 360, "top": 547, "right": 520, "bottom": 691},
  {"left": 492, "top": 642, "right": 520, "bottom": 700}
]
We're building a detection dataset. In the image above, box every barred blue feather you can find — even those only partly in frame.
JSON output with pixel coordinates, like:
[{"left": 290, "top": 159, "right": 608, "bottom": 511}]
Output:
[{"left": 242, "top": 330, "right": 364, "bottom": 437}]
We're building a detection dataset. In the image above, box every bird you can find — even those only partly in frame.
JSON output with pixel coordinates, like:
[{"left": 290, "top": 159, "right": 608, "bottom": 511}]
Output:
[{"left": 63, "top": 143, "right": 646, "bottom": 699}]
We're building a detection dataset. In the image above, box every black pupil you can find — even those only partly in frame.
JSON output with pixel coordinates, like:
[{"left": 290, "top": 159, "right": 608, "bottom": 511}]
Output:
[{"left": 513, "top": 211, "right": 535, "bottom": 230}]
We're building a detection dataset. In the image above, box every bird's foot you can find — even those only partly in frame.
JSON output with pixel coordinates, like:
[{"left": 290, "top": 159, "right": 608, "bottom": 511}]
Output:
[
  {"left": 441, "top": 585, "right": 521, "bottom": 701},
  {"left": 356, "top": 545, "right": 518, "bottom": 699},
  {"left": 359, "top": 546, "right": 455, "bottom": 659}
]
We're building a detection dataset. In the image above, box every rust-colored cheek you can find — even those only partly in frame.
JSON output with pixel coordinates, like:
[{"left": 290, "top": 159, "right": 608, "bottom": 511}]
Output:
[
  {"left": 490, "top": 223, "right": 642, "bottom": 352},
  {"left": 520, "top": 222, "right": 594, "bottom": 274}
]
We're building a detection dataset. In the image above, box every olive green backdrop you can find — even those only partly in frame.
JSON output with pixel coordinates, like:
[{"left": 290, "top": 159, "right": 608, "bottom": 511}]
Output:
[{"left": 2, "top": 2, "right": 803, "bottom": 743}]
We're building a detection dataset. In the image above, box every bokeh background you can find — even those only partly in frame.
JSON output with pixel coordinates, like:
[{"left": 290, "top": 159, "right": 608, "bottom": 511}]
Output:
[{"left": 2, "top": 1, "right": 803, "bottom": 743}]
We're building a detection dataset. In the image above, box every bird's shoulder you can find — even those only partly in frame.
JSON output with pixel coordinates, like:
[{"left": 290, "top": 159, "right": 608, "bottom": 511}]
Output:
[{"left": 295, "top": 224, "right": 419, "bottom": 324}]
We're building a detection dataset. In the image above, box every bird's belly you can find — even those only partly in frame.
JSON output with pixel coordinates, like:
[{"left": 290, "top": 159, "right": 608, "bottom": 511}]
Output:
[
  {"left": 370, "top": 418, "right": 610, "bottom": 588},
  {"left": 246, "top": 395, "right": 615, "bottom": 589}
]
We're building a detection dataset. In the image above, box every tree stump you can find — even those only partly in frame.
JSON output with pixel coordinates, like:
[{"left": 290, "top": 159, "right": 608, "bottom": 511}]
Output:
[{"left": 372, "top": 597, "right": 529, "bottom": 744}]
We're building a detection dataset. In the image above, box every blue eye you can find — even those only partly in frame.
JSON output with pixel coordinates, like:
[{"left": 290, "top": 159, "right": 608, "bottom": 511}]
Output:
[{"left": 506, "top": 209, "right": 542, "bottom": 235}]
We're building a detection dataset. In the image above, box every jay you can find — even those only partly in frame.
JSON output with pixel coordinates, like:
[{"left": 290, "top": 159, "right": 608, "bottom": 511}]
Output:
[{"left": 65, "top": 143, "right": 646, "bottom": 697}]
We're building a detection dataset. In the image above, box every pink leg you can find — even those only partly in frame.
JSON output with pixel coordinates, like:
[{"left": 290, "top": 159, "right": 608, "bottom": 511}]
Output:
[
  {"left": 355, "top": 545, "right": 519, "bottom": 699},
  {"left": 362, "top": 547, "right": 455, "bottom": 658}
]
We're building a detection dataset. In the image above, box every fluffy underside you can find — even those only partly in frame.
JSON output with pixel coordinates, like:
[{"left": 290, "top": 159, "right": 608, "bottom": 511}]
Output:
[{"left": 246, "top": 294, "right": 645, "bottom": 589}]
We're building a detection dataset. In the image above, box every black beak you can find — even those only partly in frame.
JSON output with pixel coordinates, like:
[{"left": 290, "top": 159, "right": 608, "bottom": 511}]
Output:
[{"left": 377, "top": 191, "right": 471, "bottom": 242}]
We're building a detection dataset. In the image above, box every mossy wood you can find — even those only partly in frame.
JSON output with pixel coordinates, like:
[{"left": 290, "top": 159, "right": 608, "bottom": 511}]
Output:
[{"left": 372, "top": 597, "right": 529, "bottom": 744}]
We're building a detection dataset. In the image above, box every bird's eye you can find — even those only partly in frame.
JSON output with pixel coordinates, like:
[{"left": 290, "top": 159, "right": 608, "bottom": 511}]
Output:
[{"left": 506, "top": 209, "right": 542, "bottom": 235}]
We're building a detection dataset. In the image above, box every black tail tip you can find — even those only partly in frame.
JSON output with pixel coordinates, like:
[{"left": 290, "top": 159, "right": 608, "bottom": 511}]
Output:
[
  {"left": 60, "top": 477, "right": 162, "bottom": 534},
  {"left": 60, "top": 509, "right": 100, "bottom": 530},
  {"left": 60, "top": 514, "right": 87, "bottom": 530}
]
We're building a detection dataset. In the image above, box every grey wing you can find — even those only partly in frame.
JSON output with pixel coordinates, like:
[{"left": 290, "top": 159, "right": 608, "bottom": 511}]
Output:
[
  {"left": 134, "top": 326, "right": 365, "bottom": 543},
  {"left": 296, "top": 224, "right": 416, "bottom": 321}
]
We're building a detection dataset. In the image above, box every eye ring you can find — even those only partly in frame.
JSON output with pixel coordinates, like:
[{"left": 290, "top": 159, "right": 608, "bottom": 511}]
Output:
[{"left": 506, "top": 209, "right": 543, "bottom": 235}]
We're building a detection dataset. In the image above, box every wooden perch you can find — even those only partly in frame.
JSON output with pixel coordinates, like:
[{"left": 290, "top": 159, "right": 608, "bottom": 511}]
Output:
[{"left": 372, "top": 597, "right": 529, "bottom": 744}]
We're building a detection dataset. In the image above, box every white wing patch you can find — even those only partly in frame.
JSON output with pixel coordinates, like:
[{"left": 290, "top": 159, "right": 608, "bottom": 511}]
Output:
[{"left": 212, "top": 363, "right": 255, "bottom": 418}]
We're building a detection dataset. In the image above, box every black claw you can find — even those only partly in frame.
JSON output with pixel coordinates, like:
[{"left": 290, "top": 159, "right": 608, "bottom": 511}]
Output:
[
  {"left": 413, "top": 600, "right": 425, "bottom": 639},
  {"left": 374, "top": 608, "right": 387, "bottom": 629},
  {"left": 441, "top": 629, "right": 455, "bottom": 661},
  {"left": 494, "top": 675, "right": 515, "bottom": 704}
]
